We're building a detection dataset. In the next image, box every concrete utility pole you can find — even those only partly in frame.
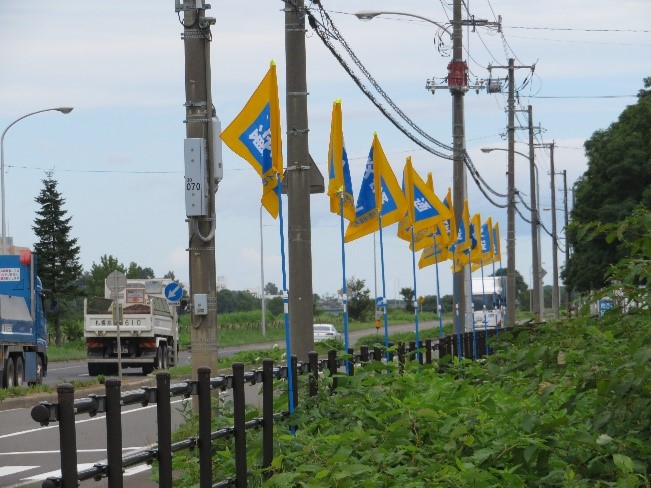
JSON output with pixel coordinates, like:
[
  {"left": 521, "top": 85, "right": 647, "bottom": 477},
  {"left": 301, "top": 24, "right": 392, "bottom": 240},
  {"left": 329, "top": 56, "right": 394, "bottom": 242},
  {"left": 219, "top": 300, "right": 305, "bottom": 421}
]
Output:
[
  {"left": 451, "top": 0, "right": 472, "bottom": 332},
  {"left": 550, "top": 143, "right": 560, "bottom": 318},
  {"left": 527, "top": 106, "right": 541, "bottom": 321},
  {"left": 489, "top": 58, "right": 535, "bottom": 327},
  {"left": 506, "top": 58, "right": 516, "bottom": 328},
  {"left": 179, "top": 0, "right": 218, "bottom": 375},
  {"left": 283, "top": 0, "right": 324, "bottom": 360},
  {"left": 563, "top": 169, "right": 569, "bottom": 312}
]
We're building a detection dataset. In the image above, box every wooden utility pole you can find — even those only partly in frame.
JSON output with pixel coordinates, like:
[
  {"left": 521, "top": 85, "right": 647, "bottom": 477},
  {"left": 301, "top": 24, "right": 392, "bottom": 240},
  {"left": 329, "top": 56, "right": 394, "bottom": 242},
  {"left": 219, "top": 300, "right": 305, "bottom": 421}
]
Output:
[{"left": 178, "top": 0, "right": 218, "bottom": 376}]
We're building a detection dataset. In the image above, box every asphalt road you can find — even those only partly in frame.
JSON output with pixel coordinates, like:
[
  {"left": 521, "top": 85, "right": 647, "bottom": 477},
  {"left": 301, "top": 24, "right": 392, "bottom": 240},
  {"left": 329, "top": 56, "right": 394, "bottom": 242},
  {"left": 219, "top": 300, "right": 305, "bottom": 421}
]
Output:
[
  {"left": 42, "top": 320, "right": 444, "bottom": 386},
  {"left": 0, "top": 320, "right": 445, "bottom": 487}
]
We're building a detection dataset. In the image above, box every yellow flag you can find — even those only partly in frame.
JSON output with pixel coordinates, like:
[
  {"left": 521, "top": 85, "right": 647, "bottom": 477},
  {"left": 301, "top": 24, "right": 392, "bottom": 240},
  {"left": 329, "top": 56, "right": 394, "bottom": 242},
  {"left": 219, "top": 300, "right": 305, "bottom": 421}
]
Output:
[
  {"left": 327, "top": 100, "right": 355, "bottom": 221},
  {"left": 220, "top": 62, "right": 283, "bottom": 218}
]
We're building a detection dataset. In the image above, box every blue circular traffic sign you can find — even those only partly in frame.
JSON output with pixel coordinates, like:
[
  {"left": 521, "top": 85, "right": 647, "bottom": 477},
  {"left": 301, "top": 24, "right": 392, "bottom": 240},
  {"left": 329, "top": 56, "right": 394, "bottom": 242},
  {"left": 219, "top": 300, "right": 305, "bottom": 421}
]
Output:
[{"left": 164, "top": 282, "right": 183, "bottom": 302}]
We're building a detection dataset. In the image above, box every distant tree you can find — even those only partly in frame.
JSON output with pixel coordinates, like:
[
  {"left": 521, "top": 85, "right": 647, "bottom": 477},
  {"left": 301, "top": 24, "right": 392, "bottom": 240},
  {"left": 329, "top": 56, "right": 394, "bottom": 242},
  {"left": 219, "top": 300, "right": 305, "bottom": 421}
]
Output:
[
  {"left": 264, "top": 282, "right": 279, "bottom": 295},
  {"left": 126, "top": 262, "right": 155, "bottom": 279},
  {"left": 564, "top": 76, "right": 651, "bottom": 292},
  {"left": 163, "top": 270, "right": 176, "bottom": 280},
  {"left": 83, "top": 255, "right": 127, "bottom": 298},
  {"left": 440, "top": 294, "right": 454, "bottom": 314},
  {"left": 347, "top": 277, "right": 373, "bottom": 321},
  {"left": 267, "top": 296, "right": 284, "bottom": 316},
  {"left": 492, "top": 268, "right": 529, "bottom": 309},
  {"left": 420, "top": 295, "right": 438, "bottom": 313},
  {"left": 32, "top": 172, "right": 83, "bottom": 346},
  {"left": 399, "top": 287, "right": 415, "bottom": 312}
]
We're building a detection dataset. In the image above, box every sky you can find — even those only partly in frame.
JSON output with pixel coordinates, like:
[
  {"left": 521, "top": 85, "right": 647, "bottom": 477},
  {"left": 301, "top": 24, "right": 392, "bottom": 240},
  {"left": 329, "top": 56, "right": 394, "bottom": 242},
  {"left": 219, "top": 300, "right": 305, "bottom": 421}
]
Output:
[{"left": 0, "top": 1, "right": 649, "bottom": 301}]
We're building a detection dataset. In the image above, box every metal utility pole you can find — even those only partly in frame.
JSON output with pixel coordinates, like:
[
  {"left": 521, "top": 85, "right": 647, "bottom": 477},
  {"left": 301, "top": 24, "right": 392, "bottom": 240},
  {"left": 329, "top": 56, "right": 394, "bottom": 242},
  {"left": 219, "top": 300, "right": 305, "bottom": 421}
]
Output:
[
  {"left": 283, "top": 0, "right": 324, "bottom": 360},
  {"left": 451, "top": 0, "right": 472, "bottom": 331},
  {"left": 548, "top": 142, "right": 560, "bottom": 318},
  {"left": 178, "top": 0, "right": 218, "bottom": 375},
  {"left": 527, "top": 105, "right": 541, "bottom": 322}
]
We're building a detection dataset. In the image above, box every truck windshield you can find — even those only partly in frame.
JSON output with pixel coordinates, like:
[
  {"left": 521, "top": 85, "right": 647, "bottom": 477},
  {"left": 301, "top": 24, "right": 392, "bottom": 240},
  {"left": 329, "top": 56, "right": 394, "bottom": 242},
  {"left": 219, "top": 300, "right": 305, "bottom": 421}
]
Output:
[{"left": 472, "top": 294, "right": 500, "bottom": 311}]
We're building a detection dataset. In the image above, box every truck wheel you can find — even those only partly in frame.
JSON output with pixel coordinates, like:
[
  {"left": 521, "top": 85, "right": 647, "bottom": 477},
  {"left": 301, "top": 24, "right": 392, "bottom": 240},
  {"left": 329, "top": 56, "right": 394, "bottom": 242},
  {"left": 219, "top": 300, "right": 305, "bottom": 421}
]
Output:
[
  {"left": 88, "top": 363, "right": 102, "bottom": 376},
  {"left": 162, "top": 344, "right": 169, "bottom": 370},
  {"left": 14, "top": 356, "right": 25, "bottom": 386},
  {"left": 34, "top": 357, "right": 44, "bottom": 385},
  {"left": 156, "top": 346, "right": 164, "bottom": 370},
  {"left": 4, "top": 359, "right": 15, "bottom": 388},
  {"left": 142, "top": 364, "right": 154, "bottom": 375}
]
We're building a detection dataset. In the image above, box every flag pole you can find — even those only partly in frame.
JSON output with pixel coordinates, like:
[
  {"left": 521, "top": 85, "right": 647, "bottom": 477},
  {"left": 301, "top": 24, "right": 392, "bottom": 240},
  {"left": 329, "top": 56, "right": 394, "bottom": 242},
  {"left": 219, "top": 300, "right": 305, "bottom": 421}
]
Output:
[
  {"left": 410, "top": 228, "right": 421, "bottom": 364},
  {"left": 469, "top": 271, "right": 477, "bottom": 359},
  {"left": 480, "top": 259, "right": 488, "bottom": 356},
  {"left": 378, "top": 213, "right": 390, "bottom": 362},
  {"left": 433, "top": 234, "right": 444, "bottom": 338},
  {"left": 339, "top": 193, "right": 350, "bottom": 375},
  {"left": 277, "top": 175, "right": 294, "bottom": 415},
  {"left": 491, "top": 260, "right": 499, "bottom": 336},
  {"left": 453, "top": 248, "right": 462, "bottom": 363}
]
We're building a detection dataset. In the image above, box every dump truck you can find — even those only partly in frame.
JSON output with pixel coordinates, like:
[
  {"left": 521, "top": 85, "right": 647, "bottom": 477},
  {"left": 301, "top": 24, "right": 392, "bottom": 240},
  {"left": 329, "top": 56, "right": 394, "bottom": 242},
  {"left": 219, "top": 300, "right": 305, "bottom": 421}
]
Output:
[
  {"left": 0, "top": 251, "right": 48, "bottom": 388},
  {"left": 471, "top": 276, "right": 505, "bottom": 328},
  {"left": 84, "top": 275, "right": 179, "bottom": 376}
]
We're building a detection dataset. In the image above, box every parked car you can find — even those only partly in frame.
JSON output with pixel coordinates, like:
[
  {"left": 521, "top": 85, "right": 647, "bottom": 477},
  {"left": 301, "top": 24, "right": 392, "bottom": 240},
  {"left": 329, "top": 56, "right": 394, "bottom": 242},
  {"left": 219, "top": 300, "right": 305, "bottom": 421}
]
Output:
[{"left": 313, "top": 323, "right": 342, "bottom": 342}]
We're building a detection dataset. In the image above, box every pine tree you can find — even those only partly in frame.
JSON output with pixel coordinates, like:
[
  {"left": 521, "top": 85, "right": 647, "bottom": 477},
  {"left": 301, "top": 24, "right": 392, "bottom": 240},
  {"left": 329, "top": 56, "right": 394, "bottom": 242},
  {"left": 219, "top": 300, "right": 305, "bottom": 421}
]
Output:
[{"left": 32, "top": 172, "right": 82, "bottom": 346}]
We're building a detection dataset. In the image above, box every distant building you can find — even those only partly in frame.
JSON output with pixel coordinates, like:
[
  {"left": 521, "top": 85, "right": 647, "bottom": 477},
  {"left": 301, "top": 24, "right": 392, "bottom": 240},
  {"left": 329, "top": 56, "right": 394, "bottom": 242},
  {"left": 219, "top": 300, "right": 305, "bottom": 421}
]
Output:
[
  {"left": 1, "top": 237, "right": 30, "bottom": 255},
  {"left": 216, "top": 275, "right": 228, "bottom": 290}
]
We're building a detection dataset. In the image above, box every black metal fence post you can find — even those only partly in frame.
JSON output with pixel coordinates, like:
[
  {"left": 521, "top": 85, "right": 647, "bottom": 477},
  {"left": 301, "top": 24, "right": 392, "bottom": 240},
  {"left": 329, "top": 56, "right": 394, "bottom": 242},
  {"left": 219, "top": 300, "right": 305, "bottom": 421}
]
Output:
[
  {"left": 372, "top": 346, "right": 382, "bottom": 362},
  {"left": 105, "top": 378, "right": 123, "bottom": 488},
  {"left": 360, "top": 345, "right": 369, "bottom": 364},
  {"left": 197, "top": 367, "right": 212, "bottom": 488},
  {"left": 347, "top": 348, "right": 355, "bottom": 376},
  {"left": 56, "top": 384, "right": 78, "bottom": 488},
  {"left": 232, "top": 363, "right": 247, "bottom": 487},
  {"left": 398, "top": 342, "right": 405, "bottom": 374},
  {"left": 308, "top": 352, "right": 318, "bottom": 397},
  {"left": 156, "top": 372, "right": 172, "bottom": 488},
  {"left": 291, "top": 356, "right": 299, "bottom": 409},
  {"left": 328, "top": 350, "right": 337, "bottom": 391},
  {"left": 262, "top": 359, "right": 274, "bottom": 477},
  {"left": 425, "top": 339, "right": 432, "bottom": 364}
]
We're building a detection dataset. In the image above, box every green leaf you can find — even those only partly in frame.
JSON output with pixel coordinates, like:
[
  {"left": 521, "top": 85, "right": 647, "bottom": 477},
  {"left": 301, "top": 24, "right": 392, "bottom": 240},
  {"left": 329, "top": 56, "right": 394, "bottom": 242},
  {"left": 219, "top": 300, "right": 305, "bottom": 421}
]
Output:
[
  {"left": 596, "top": 434, "right": 613, "bottom": 445},
  {"left": 613, "top": 453, "right": 634, "bottom": 474}
]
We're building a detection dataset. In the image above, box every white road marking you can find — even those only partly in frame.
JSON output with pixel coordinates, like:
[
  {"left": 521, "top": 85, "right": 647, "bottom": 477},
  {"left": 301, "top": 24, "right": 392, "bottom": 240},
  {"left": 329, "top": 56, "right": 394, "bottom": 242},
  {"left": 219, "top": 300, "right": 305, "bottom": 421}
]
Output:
[
  {"left": 0, "top": 447, "right": 145, "bottom": 456},
  {"left": 0, "top": 398, "right": 186, "bottom": 441},
  {"left": 0, "top": 466, "right": 38, "bottom": 477}
]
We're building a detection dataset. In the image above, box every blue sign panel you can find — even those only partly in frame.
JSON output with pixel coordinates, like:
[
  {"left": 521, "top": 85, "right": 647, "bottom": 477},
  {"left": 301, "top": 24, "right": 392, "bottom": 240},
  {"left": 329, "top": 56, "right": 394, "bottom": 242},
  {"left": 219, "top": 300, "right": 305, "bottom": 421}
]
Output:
[{"left": 164, "top": 282, "right": 183, "bottom": 303}]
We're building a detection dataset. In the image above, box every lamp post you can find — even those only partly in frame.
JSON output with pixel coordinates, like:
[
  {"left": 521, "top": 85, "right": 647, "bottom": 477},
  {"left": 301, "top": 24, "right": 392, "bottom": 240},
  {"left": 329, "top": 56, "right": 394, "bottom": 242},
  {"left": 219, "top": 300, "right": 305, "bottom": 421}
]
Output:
[
  {"left": 354, "top": 8, "right": 475, "bottom": 331},
  {"left": 354, "top": 10, "right": 452, "bottom": 36},
  {"left": 481, "top": 146, "right": 543, "bottom": 320},
  {"left": 1, "top": 107, "right": 73, "bottom": 254}
]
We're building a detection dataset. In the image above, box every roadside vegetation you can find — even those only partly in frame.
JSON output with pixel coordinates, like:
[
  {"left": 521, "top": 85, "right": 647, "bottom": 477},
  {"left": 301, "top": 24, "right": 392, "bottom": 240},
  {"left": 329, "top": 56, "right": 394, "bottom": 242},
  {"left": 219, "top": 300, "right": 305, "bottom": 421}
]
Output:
[{"left": 165, "top": 205, "right": 650, "bottom": 486}]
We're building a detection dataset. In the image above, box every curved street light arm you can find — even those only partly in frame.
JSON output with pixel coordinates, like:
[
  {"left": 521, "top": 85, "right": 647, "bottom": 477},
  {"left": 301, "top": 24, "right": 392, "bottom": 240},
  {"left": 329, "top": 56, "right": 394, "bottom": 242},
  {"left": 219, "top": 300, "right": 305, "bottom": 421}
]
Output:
[{"left": 355, "top": 10, "right": 452, "bottom": 37}]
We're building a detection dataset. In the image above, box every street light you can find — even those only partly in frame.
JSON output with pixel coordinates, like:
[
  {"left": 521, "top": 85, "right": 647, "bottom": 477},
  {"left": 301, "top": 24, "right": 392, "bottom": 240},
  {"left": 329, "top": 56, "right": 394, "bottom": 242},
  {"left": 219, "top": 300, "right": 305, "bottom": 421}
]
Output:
[
  {"left": 355, "top": 8, "right": 474, "bottom": 332},
  {"left": 481, "top": 146, "right": 544, "bottom": 320},
  {"left": 1, "top": 107, "right": 73, "bottom": 254},
  {"left": 354, "top": 10, "right": 452, "bottom": 37}
]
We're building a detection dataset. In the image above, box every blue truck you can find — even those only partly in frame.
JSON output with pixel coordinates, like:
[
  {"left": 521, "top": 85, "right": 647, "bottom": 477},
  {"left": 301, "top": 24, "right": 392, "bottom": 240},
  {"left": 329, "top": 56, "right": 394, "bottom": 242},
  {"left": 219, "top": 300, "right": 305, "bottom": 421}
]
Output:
[{"left": 0, "top": 251, "right": 48, "bottom": 388}]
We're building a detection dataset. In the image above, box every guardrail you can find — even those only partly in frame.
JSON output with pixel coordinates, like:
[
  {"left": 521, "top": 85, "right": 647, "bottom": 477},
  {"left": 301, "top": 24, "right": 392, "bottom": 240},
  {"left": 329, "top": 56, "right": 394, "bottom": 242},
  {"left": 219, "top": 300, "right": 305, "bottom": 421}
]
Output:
[{"left": 31, "top": 328, "right": 504, "bottom": 487}]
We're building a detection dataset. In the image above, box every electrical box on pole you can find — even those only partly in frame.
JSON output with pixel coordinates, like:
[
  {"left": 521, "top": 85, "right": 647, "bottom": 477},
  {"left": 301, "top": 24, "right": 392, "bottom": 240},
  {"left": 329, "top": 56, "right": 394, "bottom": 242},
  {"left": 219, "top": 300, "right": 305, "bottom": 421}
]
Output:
[
  {"left": 211, "top": 116, "right": 224, "bottom": 184},
  {"left": 184, "top": 138, "right": 208, "bottom": 216}
]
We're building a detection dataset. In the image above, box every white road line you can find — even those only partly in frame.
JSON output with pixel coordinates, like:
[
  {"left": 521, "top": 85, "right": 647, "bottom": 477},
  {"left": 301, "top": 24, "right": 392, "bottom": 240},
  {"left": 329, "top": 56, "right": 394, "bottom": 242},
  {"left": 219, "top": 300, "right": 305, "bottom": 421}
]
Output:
[
  {"left": 19, "top": 461, "right": 154, "bottom": 482},
  {"left": 0, "top": 466, "right": 38, "bottom": 477},
  {"left": 0, "top": 398, "right": 186, "bottom": 441},
  {"left": 0, "top": 447, "right": 145, "bottom": 456}
]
